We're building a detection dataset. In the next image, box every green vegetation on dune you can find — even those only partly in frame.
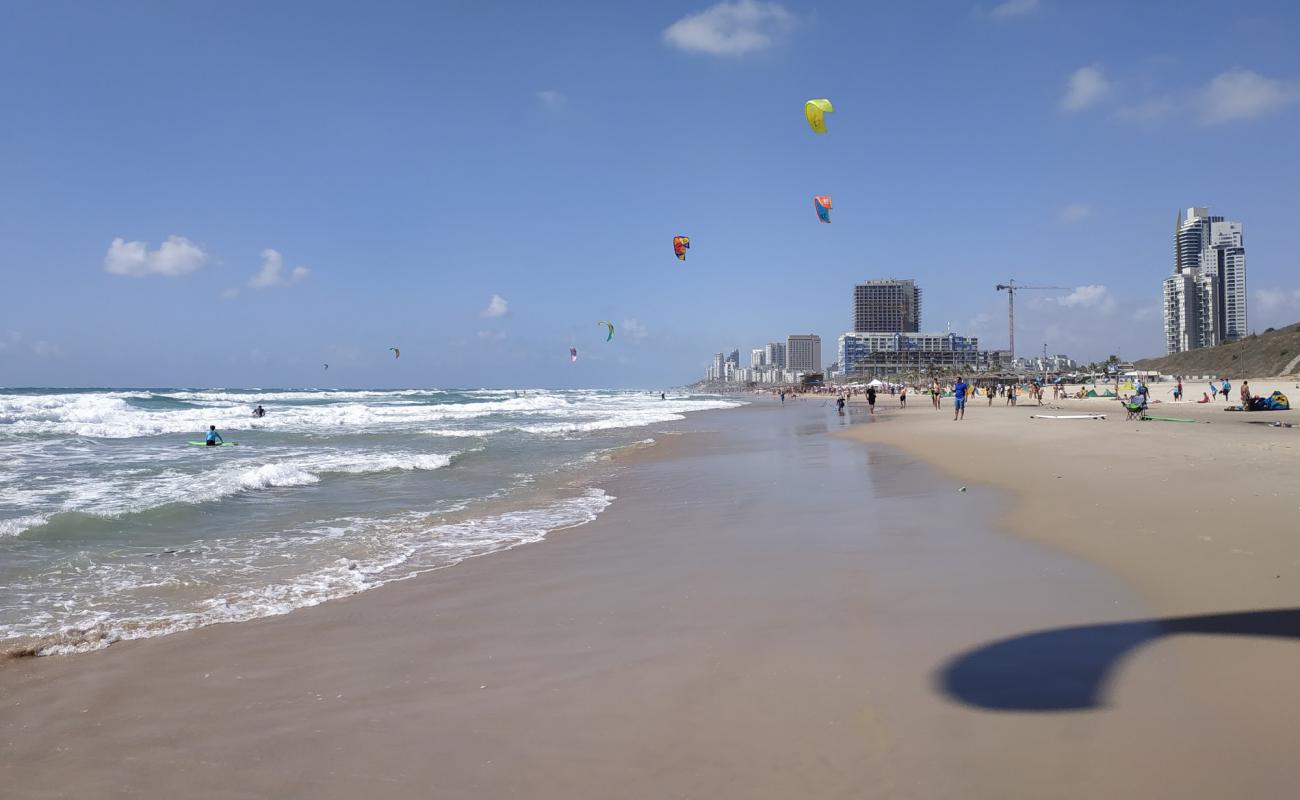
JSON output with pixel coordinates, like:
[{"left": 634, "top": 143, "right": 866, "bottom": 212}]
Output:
[{"left": 1135, "top": 322, "right": 1300, "bottom": 378}]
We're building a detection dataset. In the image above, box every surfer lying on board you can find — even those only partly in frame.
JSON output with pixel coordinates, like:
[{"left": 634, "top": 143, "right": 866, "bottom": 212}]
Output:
[{"left": 205, "top": 426, "right": 224, "bottom": 446}]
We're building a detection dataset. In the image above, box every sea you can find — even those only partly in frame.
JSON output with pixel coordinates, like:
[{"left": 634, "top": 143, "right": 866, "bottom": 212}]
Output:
[{"left": 0, "top": 388, "right": 743, "bottom": 655}]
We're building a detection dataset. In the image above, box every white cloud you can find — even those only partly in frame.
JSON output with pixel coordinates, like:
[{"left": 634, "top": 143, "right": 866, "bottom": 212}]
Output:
[
  {"left": 103, "top": 235, "right": 208, "bottom": 277},
  {"left": 1254, "top": 287, "right": 1300, "bottom": 313},
  {"left": 663, "top": 0, "right": 794, "bottom": 56},
  {"left": 1132, "top": 304, "right": 1160, "bottom": 321},
  {"left": 536, "top": 89, "right": 566, "bottom": 108},
  {"left": 1050, "top": 284, "right": 1116, "bottom": 313},
  {"left": 989, "top": 0, "right": 1039, "bottom": 19},
  {"left": 1058, "top": 203, "right": 1092, "bottom": 223},
  {"left": 1199, "top": 69, "right": 1300, "bottom": 124},
  {"left": 1113, "top": 95, "right": 1179, "bottom": 125},
  {"left": 477, "top": 329, "right": 507, "bottom": 341},
  {"left": 481, "top": 294, "right": 509, "bottom": 318},
  {"left": 0, "top": 332, "right": 63, "bottom": 357},
  {"left": 622, "top": 318, "right": 648, "bottom": 342},
  {"left": 249, "top": 249, "right": 309, "bottom": 289},
  {"left": 1061, "top": 65, "right": 1110, "bottom": 112}
]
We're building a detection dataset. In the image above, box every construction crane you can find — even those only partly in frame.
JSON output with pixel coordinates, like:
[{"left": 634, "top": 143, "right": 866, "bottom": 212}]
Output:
[{"left": 994, "top": 280, "right": 1070, "bottom": 364}]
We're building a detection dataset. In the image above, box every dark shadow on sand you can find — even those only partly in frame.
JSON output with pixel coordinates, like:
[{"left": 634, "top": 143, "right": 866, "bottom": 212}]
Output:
[{"left": 938, "top": 608, "right": 1300, "bottom": 711}]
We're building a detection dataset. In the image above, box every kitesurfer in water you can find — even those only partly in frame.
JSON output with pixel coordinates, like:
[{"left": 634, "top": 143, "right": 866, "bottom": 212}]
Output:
[
  {"left": 252, "top": 405, "right": 266, "bottom": 418},
  {"left": 205, "top": 426, "right": 224, "bottom": 446}
]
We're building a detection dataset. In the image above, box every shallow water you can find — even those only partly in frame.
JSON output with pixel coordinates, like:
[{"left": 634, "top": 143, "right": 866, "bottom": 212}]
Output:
[{"left": 0, "top": 387, "right": 743, "bottom": 653}]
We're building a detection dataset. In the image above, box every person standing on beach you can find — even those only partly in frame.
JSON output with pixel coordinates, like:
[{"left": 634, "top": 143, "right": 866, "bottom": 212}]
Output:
[
  {"left": 952, "top": 376, "right": 968, "bottom": 421},
  {"left": 1240, "top": 380, "right": 1251, "bottom": 409},
  {"left": 987, "top": 385, "right": 995, "bottom": 406},
  {"left": 780, "top": 390, "right": 786, "bottom": 405},
  {"left": 836, "top": 395, "right": 846, "bottom": 416},
  {"left": 866, "top": 384, "right": 877, "bottom": 414},
  {"left": 1007, "top": 384, "right": 1017, "bottom": 407},
  {"left": 1175, "top": 380, "right": 1183, "bottom": 402},
  {"left": 931, "top": 379, "right": 941, "bottom": 410},
  {"left": 899, "top": 385, "right": 907, "bottom": 408}
]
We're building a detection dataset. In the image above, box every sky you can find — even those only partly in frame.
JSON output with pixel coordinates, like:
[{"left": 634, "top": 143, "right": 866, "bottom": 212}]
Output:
[{"left": 2, "top": 0, "right": 1299, "bottom": 388}]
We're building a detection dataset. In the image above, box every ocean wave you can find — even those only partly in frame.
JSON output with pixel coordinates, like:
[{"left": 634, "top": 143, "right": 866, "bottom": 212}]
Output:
[
  {"left": 0, "top": 391, "right": 743, "bottom": 440},
  {"left": 2, "top": 488, "right": 613, "bottom": 656},
  {"left": 1, "top": 450, "right": 459, "bottom": 536}
]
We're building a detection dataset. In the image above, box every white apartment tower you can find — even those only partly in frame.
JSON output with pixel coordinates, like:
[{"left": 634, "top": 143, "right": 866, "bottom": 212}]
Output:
[
  {"left": 750, "top": 348, "right": 767, "bottom": 368},
  {"left": 1163, "top": 207, "right": 1247, "bottom": 354},
  {"left": 764, "top": 342, "right": 787, "bottom": 369},
  {"left": 786, "top": 335, "right": 822, "bottom": 372}
]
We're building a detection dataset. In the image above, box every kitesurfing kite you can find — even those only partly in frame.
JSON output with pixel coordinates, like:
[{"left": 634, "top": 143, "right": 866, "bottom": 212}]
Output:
[
  {"left": 389, "top": 347, "right": 400, "bottom": 359},
  {"left": 598, "top": 321, "right": 614, "bottom": 342},
  {"left": 805, "top": 99, "right": 833, "bottom": 134},
  {"left": 673, "top": 236, "right": 690, "bottom": 261},
  {"left": 570, "top": 347, "right": 578, "bottom": 363},
  {"left": 814, "top": 195, "right": 832, "bottom": 223}
]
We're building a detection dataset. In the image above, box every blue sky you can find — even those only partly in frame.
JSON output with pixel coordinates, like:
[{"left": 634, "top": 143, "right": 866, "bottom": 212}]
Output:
[{"left": 2, "top": 0, "right": 1299, "bottom": 388}]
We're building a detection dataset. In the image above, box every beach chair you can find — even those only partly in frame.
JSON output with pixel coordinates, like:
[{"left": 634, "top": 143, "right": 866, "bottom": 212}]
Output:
[{"left": 1124, "top": 395, "right": 1147, "bottom": 421}]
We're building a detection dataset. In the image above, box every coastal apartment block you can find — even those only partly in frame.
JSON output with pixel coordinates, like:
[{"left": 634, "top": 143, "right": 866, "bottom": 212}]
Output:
[
  {"left": 838, "top": 332, "right": 983, "bottom": 377},
  {"left": 1163, "top": 207, "right": 1247, "bottom": 354},
  {"left": 852, "top": 279, "right": 921, "bottom": 333},
  {"left": 786, "top": 335, "right": 822, "bottom": 372}
]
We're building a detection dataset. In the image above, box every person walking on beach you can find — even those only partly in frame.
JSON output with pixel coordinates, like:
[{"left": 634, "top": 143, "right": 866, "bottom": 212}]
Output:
[
  {"left": 836, "top": 395, "right": 846, "bottom": 416},
  {"left": 1174, "top": 380, "right": 1183, "bottom": 402},
  {"left": 780, "top": 390, "right": 786, "bottom": 405},
  {"left": 1220, "top": 378, "right": 1231, "bottom": 401},
  {"left": 931, "top": 379, "right": 941, "bottom": 410},
  {"left": 866, "top": 384, "right": 877, "bottom": 414},
  {"left": 204, "top": 425, "right": 224, "bottom": 446},
  {"left": 899, "top": 385, "right": 907, "bottom": 408},
  {"left": 952, "top": 376, "right": 968, "bottom": 421},
  {"left": 1007, "top": 384, "right": 1017, "bottom": 407},
  {"left": 987, "top": 384, "right": 995, "bottom": 406},
  {"left": 1240, "top": 380, "right": 1251, "bottom": 409}
]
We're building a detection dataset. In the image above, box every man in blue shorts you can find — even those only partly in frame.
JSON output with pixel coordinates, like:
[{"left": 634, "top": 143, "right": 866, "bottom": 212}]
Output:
[{"left": 952, "top": 376, "right": 968, "bottom": 421}]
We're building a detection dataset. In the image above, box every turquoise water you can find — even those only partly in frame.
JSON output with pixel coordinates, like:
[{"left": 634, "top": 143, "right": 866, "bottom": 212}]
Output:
[{"left": 0, "top": 388, "right": 742, "bottom": 654}]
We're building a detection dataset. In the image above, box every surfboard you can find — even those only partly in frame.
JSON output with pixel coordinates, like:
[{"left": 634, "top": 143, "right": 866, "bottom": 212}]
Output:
[
  {"left": 1030, "top": 414, "right": 1105, "bottom": 419},
  {"left": 188, "top": 441, "right": 239, "bottom": 446}
]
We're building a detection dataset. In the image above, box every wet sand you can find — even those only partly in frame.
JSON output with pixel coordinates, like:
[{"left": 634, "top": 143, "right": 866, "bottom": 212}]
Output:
[{"left": 3, "top": 401, "right": 1298, "bottom": 798}]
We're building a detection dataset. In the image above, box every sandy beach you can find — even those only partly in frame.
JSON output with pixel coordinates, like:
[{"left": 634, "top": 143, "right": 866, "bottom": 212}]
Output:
[{"left": 4, "top": 397, "right": 1300, "bottom": 798}]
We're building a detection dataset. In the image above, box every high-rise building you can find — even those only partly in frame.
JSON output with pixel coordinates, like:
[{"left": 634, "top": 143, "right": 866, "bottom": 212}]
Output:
[
  {"left": 708, "top": 352, "right": 725, "bottom": 381},
  {"left": 750, "top": 348, "right": 767, "bottom": 368},
  {"left": 764, "top": 342, "right": 787, "bottom": 369},
  {"left": 1163, "top": 207, "right": 1247, "bottom": 354},
  {"left": 786, "top": 335, "right": 822, "bottom": 372},
  {"left": 853, "top": 279, "right": 921, "bottom": 333},
  {"left": 725, "top": 349, "right": 740, "bottom": 367}
]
